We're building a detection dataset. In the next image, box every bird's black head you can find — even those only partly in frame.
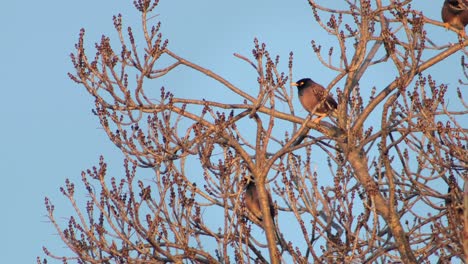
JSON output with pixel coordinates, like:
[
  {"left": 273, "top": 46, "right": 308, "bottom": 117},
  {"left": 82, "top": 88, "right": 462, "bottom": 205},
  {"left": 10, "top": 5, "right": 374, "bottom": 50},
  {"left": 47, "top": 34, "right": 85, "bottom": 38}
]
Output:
[{"left": 291, "top": 78, "right": 315, "bottom": 89}]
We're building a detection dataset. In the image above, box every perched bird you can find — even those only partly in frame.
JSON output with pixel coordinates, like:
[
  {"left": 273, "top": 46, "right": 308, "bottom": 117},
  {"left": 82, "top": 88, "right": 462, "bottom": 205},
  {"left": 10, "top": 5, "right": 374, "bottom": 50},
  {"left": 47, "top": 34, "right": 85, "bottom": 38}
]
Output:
[
  {"left": 244, "top": 180, "right": 276, "bottom": 224},
  {"left": 244, "top": 180, "right": 287, "bottom": 248},
  {"left": 291, "top": 78, "right": 338, "bottom": 123},
  {"left": 445, "top": 183, "right": 464, "bottom": 247},
  {"left": 441, "top": 0, "right": 468, "bottom": 33}
]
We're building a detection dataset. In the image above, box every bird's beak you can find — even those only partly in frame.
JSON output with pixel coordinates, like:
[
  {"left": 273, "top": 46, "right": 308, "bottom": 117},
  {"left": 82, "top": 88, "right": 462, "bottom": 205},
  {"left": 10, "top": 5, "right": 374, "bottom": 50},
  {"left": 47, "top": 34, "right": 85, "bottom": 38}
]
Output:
[{"left": 290, "top": 82, "right": 298, "bottom": 86}]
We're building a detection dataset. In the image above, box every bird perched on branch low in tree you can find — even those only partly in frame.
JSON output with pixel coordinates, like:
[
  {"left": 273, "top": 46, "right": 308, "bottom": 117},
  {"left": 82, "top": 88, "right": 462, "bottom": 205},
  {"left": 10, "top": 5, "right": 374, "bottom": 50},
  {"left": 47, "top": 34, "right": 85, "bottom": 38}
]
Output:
[
  {"left": 291, "top": 78, "right": 338, "bottom": 123},
  {"left": 442, "top": 0, "right": 468, "bottom": 35},
  {"left": 243, "top": 179, "right": 289, "bottom": 248},
  {"left": 244, "top": 180, "right": 276, "bottom": 223}
]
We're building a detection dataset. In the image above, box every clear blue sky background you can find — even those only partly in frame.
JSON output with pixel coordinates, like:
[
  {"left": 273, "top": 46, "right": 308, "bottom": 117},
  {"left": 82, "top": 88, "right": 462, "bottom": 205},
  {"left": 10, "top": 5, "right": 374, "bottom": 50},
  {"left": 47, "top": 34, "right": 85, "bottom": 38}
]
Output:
[{"left": 1, "top": 1, "right": 465, "bottom": 262}]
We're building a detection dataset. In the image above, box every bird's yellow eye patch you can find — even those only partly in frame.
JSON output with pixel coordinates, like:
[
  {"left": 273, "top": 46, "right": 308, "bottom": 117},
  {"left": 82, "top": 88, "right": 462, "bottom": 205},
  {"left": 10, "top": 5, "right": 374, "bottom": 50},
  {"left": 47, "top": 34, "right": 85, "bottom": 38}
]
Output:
[{"left": 298, "top": 82, "right": 303, "bottom": 86}]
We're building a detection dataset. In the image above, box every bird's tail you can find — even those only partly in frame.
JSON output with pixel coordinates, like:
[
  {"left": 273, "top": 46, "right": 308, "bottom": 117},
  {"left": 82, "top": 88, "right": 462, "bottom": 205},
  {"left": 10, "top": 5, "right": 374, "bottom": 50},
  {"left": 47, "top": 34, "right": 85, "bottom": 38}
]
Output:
[
  {"left": 291, "top": 128, "right": 310, "bottom": 147},
  {"left": 274, "top": 226, "right": 289, "bottom": 250}
]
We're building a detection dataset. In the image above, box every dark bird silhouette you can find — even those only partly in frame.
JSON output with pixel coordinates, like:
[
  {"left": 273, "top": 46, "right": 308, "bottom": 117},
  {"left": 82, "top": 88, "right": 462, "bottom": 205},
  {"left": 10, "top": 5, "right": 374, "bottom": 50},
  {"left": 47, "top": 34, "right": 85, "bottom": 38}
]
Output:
[
  {"left": 445, "top": 182, "right": 464, "bottom": 251},
  {"left": 244, "top": 181, "right": 276, "bottom": 223},
  {"left": 243, "top": 180, "right": 288, "bottom": 248},
  {"left": 442, "top": 0, "right": 468, "bottom": 33},
  {"left": 291, "top": 78, "right": 338, "bottom": 123}
]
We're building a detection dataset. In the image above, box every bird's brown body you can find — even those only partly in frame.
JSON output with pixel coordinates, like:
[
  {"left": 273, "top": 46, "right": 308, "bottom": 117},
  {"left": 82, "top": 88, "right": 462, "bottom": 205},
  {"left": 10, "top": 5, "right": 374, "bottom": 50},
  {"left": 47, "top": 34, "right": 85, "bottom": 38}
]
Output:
[
  {"left": 244, "top": 181, "right": 287, "bottom": 247},
  {"left": 291, "top": 78, "right": 338, "bottom": 123},
  {"left": 244, "top": 181, "right": 275, "bottom": 223},
  {"left": 442, "top": 0, "right": 468, "bottom": 30}
]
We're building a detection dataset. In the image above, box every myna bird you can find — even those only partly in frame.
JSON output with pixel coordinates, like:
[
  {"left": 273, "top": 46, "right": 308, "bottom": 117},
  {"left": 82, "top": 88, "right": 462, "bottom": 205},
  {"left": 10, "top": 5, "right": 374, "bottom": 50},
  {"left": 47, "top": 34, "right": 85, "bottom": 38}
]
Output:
[
  {"left": 291, "top": 78, "right": 338, "bottom": 123},
  {"left": 244, "top": 180, "right": 276, "bottom": 223},
  {"left": 445, "top": 184, "right": 464, "bottom": 240},
  {"left": 442, "top": 0, "right": 468, "bottom": 33},
  {"left": 244, "top": 180, "right": 287, "bottom": 248}
]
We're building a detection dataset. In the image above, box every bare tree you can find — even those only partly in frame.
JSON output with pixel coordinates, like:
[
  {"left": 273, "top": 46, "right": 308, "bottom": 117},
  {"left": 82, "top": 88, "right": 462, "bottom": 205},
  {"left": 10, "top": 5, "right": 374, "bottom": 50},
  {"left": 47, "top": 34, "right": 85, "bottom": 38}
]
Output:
[{"left": 40, "top": 1, "right": 467, "bottom": 263}]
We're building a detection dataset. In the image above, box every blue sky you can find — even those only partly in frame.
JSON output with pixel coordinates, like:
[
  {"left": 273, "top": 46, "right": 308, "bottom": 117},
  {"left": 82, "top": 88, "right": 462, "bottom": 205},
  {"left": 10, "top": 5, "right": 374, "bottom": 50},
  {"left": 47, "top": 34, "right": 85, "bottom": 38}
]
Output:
[{"left": 1, "top": 1, "right": 466, "bottom": 262}]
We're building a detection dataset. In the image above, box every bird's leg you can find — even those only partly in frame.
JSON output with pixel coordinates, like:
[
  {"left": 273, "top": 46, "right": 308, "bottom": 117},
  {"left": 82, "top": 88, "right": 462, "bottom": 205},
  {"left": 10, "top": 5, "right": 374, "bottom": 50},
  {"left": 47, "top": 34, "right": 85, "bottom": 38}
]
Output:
[
  {"left": 444, "top": 22, "right": 451, "bottom": 30},
  {"left": 459, "top": 29, "right": 466, "bottom": 38},
  {"left": 312, "top": 116, "right": 325, "bottom": 123}
]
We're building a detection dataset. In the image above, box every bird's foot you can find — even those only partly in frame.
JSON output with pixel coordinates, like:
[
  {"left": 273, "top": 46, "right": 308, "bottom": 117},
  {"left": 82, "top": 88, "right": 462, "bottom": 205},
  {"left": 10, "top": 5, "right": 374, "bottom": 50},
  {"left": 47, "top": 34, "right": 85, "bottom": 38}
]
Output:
[
  {"left": 459, "top": 29, "right": 466, "bottom": 38},
  {"left": 312, "top": 116, "right": 325, "bottom": 123},
  {"left": 444, "top": 22, "right": 450, "bottom": 31}
]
